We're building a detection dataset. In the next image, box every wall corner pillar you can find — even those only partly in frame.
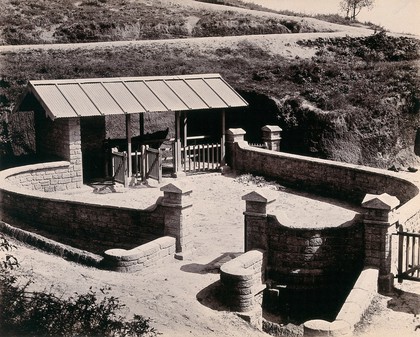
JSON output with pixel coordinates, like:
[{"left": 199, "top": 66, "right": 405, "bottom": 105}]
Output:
[
  {"left": 362, "top": 193, "right": 400, "bottom": 294},
  {"left": 261, "top": 125, "right": 282, "bottom": 151},
  {"left": 160, "top": 182, "right": 193, "bottom": 260},
  {"left": 242, "top": 191, "right": 276, "bottom": 252},
  {"left": 226, "top": 128, "right": 247, "bottom": 170}
]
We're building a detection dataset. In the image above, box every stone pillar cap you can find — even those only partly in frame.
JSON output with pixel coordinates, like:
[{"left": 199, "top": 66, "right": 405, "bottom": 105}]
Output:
[
  {"left": 362, "top": 193, "right": 400, "bottom": 210},
  {"left": 261, "top": 125, "right": 282, "bottom": 132},
  {"left": 242, "top": 190, "right": 276, "bottom": 204},
  {"left": 160, "top": 182, "right": 192, "bottom": 194},
  {"left": 226, "top": 128, "right": 246, "bottom": 135}
]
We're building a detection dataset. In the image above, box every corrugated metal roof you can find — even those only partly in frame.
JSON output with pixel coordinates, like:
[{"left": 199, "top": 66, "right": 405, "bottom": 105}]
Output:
[{"left": 22, "top": 74, "right": 248, "bottom": 120}]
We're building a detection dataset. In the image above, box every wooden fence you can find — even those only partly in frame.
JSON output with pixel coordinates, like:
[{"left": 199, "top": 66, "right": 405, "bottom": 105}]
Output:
[
  {"left": 397, "top": 229, "right": 420, "bottom": 283},
  {"left": 181, "top": 143, "right": 221, "bottom": 173}
]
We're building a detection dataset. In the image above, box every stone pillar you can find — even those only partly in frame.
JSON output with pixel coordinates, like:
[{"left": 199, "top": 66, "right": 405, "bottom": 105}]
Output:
[
  {"left": 362, "top": 193, "right": 400, "bottom": 294},
  {"left": 261, "top": 125, "right": 282, "bottom": 151},
  {"left": 160, "top": 182, "right": 193, "bottom": 260},
  {"left": 68, "top": 118, "right": 83, "bottom": 187},
  {"left": 242, "top": 191, "right": 276, "bottom": 252},
  {"left": 225, "top": 128, "right": 247, "bottom": 170}
]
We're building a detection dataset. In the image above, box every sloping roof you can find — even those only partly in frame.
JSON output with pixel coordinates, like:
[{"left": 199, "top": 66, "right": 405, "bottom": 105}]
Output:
[{"left": 15, "top": 74, "right": 248, "bottom": 120}]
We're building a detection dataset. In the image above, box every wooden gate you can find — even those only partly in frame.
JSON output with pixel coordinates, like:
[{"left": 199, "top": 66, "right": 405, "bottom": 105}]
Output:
[
  {"left": 112, "top": 151, "right": 128, "bottom": 186},
  {"left": 396, "top": 228, "right": 420, "bottom": 283},
  {"left": 181, "top": 143, "right": 221, "bottom": 173},
  {"left": 145, "top": 147, "right": 162, "bottom": 182}
]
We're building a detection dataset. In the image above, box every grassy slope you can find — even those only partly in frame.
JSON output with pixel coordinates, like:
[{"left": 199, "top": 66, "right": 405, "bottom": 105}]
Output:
[{"left": 0, "top": 0, "right": 419, "bottom": 169}]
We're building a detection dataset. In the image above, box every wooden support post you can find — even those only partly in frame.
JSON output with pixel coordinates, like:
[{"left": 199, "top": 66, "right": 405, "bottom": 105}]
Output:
[
  {"left": 139, "top": 113, "right": 144, "bottom": 137},
  {"left": 221, "top": 109, "right": 226, "bottom": 166},
  {"left": 183, "top": 111, "right": 188, "bottom": 149},
  {"left": 126, "top": 114, "right": 132, "bottom": 179},
  {"left": 174, "top": 111, "right": 182, "bottom": 176},
  {"left": 141, "top": 145, "right": 146, "bottom": 181}
]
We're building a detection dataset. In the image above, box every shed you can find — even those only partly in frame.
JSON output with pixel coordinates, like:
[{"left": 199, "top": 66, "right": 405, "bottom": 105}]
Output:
[{"left": 13, "top": 73, "right": 248, "bottom": 186}]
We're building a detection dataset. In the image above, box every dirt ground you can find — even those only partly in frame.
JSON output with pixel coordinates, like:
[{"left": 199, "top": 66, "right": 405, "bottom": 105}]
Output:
[{"left": 5, "top": 171, "right": 420, "bottom": 337}]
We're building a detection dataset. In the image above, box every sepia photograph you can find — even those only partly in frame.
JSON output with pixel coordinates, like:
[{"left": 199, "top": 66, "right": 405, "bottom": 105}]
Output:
[{"left": 0, "top": 1, "right": 419, "bottom": 336}]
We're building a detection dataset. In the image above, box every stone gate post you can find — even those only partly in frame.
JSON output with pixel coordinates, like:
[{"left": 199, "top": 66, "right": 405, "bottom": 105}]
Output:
[
  {"left": 225, "top": 128, "right": 247, "bottom": 170},
  {"left": 242, "top": 191, "right": 276, "bottom": 252},
  {"left": 160, "top": 182, "right": 193, "bottom": 260},
  {"left": 261, "top": 125, "right": 282, "bottom": 151},
  {"left": 362, "top": 192, "right": 400, "bottom": 294}
]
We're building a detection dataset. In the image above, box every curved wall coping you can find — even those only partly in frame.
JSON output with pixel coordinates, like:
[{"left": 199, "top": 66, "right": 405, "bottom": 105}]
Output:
[
  {"left": 236, "top": 142, "right": 420, "bottom": 226},
  {"left": 220, "top": 249, "right": 265, "bottom": 279},
  {"left": 103, "top": 236, "right": 176, "bottom": 273},
  {"left": 0, "top": 162, "right": 158, "bottom": 212}
]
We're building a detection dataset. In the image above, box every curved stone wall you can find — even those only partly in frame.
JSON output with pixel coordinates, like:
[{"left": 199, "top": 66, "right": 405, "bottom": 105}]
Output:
[
  {"left": 232, "top": 142, "right": 419, "bottom": 205},
  {"left": 1, "top": 161, "right": 82, "bottom": 192},
  {"left": 0, "top": 162, "right": 192, "bottom": 255},
  {"left": 220, "top": 249, "right": 266, "bottom": 312},
  {"left": 231, "top": 141, "right": 420, "bottom": 232}
]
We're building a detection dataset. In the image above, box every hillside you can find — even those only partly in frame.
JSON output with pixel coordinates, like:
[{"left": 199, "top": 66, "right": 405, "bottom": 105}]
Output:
[{"left": 0, "top": 0, "right": 419, "bottom": 169}]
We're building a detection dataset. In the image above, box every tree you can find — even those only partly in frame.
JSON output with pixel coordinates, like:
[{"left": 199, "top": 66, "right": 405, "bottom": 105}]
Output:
[{"left": 340, "top": 0, "right": 374, "bottom": 21}]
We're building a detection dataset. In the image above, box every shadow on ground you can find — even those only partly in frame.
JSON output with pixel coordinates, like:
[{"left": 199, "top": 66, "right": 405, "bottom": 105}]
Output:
[
  {"left": 387, "top": 288, "right": 420, "bottom": 316},
  {"left": 180, "top": 252, "right": 242, "bottom": 274},
  {"left": 196, "top": 280, "right": 230, "bottom": 311}
]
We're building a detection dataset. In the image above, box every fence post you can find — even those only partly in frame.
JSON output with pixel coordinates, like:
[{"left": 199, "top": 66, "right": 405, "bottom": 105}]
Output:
[
  {"left": 226, "top": 128, "right": 247, "bottom": 170},
  {"left": 160, "top": 182, "right": 193, "bottom": 260},
  {"left": 242, "top": 191, "right": 276, "bottom": 252},
  {"left": 261, "top": 125, "right": 282, "bottom": 151},
  {"left": 362, "top": 192, "right": 400, "bottom": 294}
]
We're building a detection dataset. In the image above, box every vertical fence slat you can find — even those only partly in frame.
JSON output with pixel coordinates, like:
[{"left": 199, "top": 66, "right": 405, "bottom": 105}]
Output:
[
  {"left": 417, "top": 235, "right": 420, "bottom": 278},
  {"left": 410, "top": 236, "right": 416, "bottom": 276},
  {"left": 398, "top": 231, "right": 404, "bottom": 283},
  {"left": 197, "top": 145, "right": 202, "bottom": 171},
  {"left": 406, "top": 235, "right": 410, "bottom": 272}
]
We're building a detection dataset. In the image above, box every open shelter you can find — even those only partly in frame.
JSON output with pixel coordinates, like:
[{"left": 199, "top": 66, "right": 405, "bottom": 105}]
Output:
[{"left": 13, "top": 73, "right": 248, "bottom": 186}]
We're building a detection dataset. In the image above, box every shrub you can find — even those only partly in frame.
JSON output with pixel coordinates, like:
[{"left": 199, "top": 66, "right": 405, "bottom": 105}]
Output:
[{"left": 0, "top": 235, "right": 156, "bottom": 337}]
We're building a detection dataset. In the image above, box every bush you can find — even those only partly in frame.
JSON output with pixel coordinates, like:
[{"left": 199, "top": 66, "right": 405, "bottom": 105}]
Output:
[{"left": 0, "top": 235, "right": 156, "bottom": 337}]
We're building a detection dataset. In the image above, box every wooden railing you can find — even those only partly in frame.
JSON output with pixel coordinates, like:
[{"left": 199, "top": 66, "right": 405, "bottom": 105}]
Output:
[{"left": 181, "top": 143, "right": 221, "bottom": 173}]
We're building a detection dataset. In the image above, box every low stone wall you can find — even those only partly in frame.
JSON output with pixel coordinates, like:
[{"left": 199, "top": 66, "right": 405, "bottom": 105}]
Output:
[
  {"left": 220, "top": 249, "right": 266, "bottom": 313},
  {"left": 303, "top": 268, "right": 379, "bottom": 337},
  {"left": 0, "top": 221, "right": 102, "bottom": 267},
  {"left": 263, "top": 217, "right": 364, "bottom": 291},
  {"left": 2, "top": 161, "right": 82, "bottom": 192},
  {"left": 102, "top": 236, "right": 176, "bottom": 272},
  {"left": 0, "top": 164, "right": 192, "bottom": 256},
  {"left": 229, "top": 141, "right": 418, "bottom": 205}
]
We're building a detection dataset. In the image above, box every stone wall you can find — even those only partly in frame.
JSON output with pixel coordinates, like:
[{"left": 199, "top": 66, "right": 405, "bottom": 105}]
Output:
[
  {"left": 263, "top": 217, "right": 364, "bottom": 289},
  {"left": 10, "top": 114, "right": 84, "bottom": 192},
  {"left": 4, "top": 162, "right": 82, "bottom": 192},
  {"left": 0, "top": 166, "right": 192, "bottom": 256},
  {"left": 220, "top": 249, "right": 266, "bottom": 313},
  {"left": 228, "top": 141, "right": 418, "bottom": 205},
  {"left": 0, "top": 188, "right": 164, "bottom": 254},
  {"left": 103, "top": 236, "right": 176, "bottom": 272}
]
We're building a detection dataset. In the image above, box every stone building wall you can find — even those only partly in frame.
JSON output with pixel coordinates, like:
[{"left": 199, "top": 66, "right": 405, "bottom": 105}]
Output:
[{"left": 14, "top": 113, "right": 84, "bottom": 191}]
